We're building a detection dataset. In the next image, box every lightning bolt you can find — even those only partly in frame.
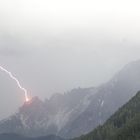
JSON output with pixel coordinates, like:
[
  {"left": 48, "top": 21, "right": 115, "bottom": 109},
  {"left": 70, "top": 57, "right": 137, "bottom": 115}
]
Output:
[{"left": 0, "top": 65, "right": 29, "bottom": 102}]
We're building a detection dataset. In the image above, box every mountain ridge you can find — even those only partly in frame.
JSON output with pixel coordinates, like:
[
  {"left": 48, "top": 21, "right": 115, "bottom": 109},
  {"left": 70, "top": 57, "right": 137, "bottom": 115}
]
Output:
[{"left": 1, "top": 60, "right": 140, "bottom": 138}]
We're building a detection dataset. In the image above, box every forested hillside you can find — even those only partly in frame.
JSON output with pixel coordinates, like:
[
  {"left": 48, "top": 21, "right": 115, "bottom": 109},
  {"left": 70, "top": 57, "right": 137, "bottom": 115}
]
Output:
[{"left": 75, "top": 91, "right": 140, "bottom": 140}]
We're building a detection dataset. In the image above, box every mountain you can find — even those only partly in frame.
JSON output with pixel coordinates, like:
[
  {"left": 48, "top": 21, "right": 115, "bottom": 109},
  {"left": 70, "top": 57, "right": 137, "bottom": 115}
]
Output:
[
  {"left": 0, "top": 88, "right": 95, "bottom": 137},
  {"left": 0, "top": 133, "right": 64, "bottom": 140},
  {"left": 1, "top": 60, "right": 140, "bottom": 138},
  {"left": 59, "top": 60, "right": 140, "bottom": 138},
  {"left": 75, "top": 91, "right": 140, "bottom": 140}
]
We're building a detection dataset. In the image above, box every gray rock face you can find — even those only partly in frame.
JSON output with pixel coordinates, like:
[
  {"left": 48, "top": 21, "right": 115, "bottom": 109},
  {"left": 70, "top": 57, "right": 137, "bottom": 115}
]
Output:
[{"left": 0, "top": 60, "right": 140, "bottom": 138}]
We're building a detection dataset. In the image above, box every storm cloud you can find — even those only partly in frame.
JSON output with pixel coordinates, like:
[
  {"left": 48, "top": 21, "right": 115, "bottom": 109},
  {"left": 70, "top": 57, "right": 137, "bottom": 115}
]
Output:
[{"left": 0, "top": 0, "right": 140, "bottom": 119}]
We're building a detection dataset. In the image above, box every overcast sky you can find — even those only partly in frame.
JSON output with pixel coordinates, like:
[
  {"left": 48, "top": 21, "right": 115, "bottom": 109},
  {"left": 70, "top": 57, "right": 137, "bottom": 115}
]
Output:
[{"left": 0, "top": 0, "right": 140, "bottom": 119}]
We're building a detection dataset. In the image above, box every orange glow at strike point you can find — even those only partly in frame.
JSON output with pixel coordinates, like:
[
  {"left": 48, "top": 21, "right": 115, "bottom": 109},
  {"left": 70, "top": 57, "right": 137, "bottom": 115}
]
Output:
[
  {"left": 25, "top": 95, "right": 31, "bottom": 102},
  {"left": 25, "top": 96, "right": 29, "bottom": 102}
]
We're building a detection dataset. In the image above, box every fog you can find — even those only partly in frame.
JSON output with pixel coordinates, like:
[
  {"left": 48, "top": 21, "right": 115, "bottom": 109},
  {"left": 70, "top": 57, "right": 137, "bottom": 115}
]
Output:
[{"left": 0, "top": 0, "right": 140, "bottom": 119}]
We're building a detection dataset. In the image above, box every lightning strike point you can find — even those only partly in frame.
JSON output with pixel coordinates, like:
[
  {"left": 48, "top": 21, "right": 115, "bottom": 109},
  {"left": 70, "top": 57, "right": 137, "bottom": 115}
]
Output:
[{"left": 25, "top": 95, "right": 31, "bottom": 102}]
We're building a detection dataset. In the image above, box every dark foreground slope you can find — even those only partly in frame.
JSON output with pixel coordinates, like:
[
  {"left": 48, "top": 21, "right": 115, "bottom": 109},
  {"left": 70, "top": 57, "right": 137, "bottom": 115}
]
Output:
[
  {"left": 75, "top": 91, "right": 140, "bottom": 140},
  {"left": 0, "top": 133, "right": 65, "bottom": 140}
]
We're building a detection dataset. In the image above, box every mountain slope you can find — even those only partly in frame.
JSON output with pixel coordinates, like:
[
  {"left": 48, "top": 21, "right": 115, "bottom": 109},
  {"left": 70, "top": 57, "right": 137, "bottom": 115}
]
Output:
[
  {"left": 75, "top": 91, "right": 140, "bottom": 140},
  {"left": 1, "top": 60, "right": 140, "bottom": 138},
  {"left": 0, "top": 88, "right": 95, "bottom": 137},
  {"left": 60, "top": 60, "right": 140, "bottom": 138}
]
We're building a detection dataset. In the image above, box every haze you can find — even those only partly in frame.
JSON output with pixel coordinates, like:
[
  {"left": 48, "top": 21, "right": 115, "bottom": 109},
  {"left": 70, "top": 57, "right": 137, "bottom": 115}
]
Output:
[{"left": 0, "top": 0, "right": 140, "bottom": 119}]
